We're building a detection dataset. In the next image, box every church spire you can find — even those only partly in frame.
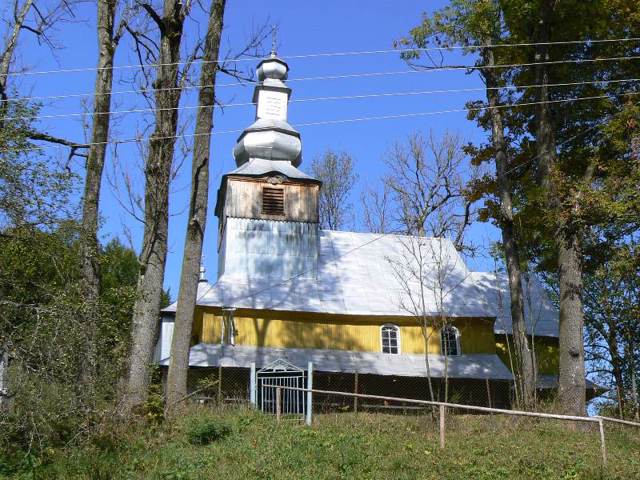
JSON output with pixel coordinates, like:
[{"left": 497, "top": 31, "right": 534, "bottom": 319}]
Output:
[{"left": 232, "top": 43, "right": 302, "bottom": 167}]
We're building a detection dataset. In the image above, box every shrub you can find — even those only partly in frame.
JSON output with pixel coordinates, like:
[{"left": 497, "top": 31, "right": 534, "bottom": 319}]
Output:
[{"left": 186, "top": 419, "right": 231, "bottom": 445}]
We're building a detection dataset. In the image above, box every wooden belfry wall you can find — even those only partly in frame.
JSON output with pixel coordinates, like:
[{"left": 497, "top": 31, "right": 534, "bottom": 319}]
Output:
[{"left": 222, "top": 176, "right": 319, "bottom": 223}]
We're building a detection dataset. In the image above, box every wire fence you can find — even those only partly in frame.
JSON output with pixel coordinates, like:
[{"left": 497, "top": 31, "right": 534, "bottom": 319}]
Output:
[
  {"left": 174, "top": 366, "right": 640, "bottom": 467},
  {"left": 183, "top": 366, "right": 513, "bottom": 412}
]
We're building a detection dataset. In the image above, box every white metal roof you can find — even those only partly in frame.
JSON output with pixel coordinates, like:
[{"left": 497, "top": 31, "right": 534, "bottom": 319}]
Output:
[
  {"left": 158, "top": 343, "right": 515, "bottom": 380},
  {"left": 165, "top": 230, "right": 559, "bottom": 337}
]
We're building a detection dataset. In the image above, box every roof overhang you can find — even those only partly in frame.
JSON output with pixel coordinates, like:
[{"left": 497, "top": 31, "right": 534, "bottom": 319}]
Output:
[{"left": 158, "top": 343, "right": 515, "bottom": 381}]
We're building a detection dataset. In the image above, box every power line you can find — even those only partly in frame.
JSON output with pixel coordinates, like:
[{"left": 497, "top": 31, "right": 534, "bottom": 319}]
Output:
[
  {"left": 3, "top": 90, "right": 636, "bottom": 153},
  {"left": 7, "top": 77, "right": 639, "bottom": 123},
  {"left": 5, "top": 53, "right": 640, "bottom": 105},
  {"left": 196, "top": 103, "right": 631, "bottom": 306},
  {"left": 3, "top": 36, "right": 640, "bottom": 78}
]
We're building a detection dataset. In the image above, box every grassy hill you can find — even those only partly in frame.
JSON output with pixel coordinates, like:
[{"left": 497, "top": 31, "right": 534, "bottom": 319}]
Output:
[{"left": 2, "top": 407, "right": 639, "bottom": 479}]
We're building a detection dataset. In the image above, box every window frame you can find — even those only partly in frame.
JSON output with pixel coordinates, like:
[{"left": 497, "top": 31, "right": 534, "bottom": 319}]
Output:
[
  {"left": 380, "top": 323, "right": 401, "bottom": 355},
  {"left": 440, "top": 325, "right": 461, "bottom": 356}
]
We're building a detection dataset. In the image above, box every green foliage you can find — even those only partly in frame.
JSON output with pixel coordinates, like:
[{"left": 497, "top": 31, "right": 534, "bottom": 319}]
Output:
[
  {"left": 186, "top": 418, "right": 231, "bottom": 445},
  {"left": 0, "top": 99, "right": 76, "bottom": 229},
  {"left": 0, "top": 225, "right": 140, "bottom": 456},
  {"left": 142, "top": 368, "right": 166, "bottom": 424}
]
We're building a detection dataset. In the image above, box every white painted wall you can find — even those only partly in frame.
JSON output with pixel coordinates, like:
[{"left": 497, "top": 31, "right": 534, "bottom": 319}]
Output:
[
  {"left": 154, "top": 314, "right": 175, "bottom": 363},
  {"left": 218, "top": 217, "right": 319, "bottom": 282}
]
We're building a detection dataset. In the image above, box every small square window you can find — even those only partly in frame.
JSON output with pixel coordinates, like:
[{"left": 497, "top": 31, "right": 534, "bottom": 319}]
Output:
[{"left": 262, "top": 187, "right": 285, "bottom": 216}]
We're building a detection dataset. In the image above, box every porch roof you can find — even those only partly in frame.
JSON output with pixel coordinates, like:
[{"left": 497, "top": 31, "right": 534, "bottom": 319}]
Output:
[{"left": 159, "top": 343, "right": 515, "bottom": 381}]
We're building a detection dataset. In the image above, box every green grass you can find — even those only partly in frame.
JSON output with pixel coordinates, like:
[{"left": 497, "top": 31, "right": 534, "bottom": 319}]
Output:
[{"left": 2, "top": 406, "right": 639, "bottom": 480}]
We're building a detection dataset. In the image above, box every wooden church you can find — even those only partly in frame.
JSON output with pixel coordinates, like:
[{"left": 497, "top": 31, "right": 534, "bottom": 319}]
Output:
[{"left": 156, "top": 52, "right": 574, "bottom": 409}]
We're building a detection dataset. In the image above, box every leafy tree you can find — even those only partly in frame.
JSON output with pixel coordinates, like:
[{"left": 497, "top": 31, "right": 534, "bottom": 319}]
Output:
[
  {"left": 166, "top": 0, "right": 227, "bottom": 417},
  {"left": 397, "top": 2, "right": 537, "bottom": 408},
  {"left": 0, "top": 228, "right": 140, "bottom": 452}
]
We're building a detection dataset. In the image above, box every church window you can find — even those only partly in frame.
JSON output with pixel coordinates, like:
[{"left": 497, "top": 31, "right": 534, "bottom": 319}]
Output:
[
  {"left": 440, "top": 325, "right": 460, "bottom": 356},
  {"left": 381, "top": 324, "right": 400, "bottom": 354},
  {"left": 262, "top": 187, "right": 285, "bottom": 216}
]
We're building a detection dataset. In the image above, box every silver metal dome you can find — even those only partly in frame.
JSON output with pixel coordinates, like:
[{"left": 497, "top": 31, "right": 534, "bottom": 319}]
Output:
[
  {"left": 233, "top": 119, "right": 302, "bottom": 167},
  {"left": 232, "top": 53, "right": 302, "bottom": 168}
]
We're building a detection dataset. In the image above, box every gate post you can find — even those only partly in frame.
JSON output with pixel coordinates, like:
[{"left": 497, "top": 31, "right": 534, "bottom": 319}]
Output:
[
  {"left": 276, "top": 387, "right": 282, "bottom": 422},
  {"left": 250, "top": 362, "right": 256, "bottom": 406},
  {"left": 306, "top": 361, "right": 313, "bottom": 426}
]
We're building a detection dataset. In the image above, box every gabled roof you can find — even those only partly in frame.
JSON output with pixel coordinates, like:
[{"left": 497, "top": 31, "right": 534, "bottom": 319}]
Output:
[{"left": 164, "top": 230, "right": 559, "bottom": 337}]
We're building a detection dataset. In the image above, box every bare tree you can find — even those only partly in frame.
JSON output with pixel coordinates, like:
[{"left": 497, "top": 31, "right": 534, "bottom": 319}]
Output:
[
  {"left": 388, "top": 235, "right": 471, "bottom": 404},
  {"left": 311, "top": 149, "right": 358, "bottom": 230},
  {"left": 384, "top": 131, "right": 474, "bottom": 249},
  {"left": 165, "top": 0, "right": 226, "bottom": 417},
  {"left": 0, "top": 0, "right": 34, "bottom": 109},
  {"left": 121, "top": 0, "right": 192, "bottom": 416},
  {"left": 361, "top": 181, "right": 392, "bottom": 234},
  {"left": 78, "top": 0, "right": 131, "bottom": 388},
  {"left": 0, "top": 0, "right": 88, "bottom": 153},
  {"left": 383, "top": 131, "right": 476, "bottom": 403}
]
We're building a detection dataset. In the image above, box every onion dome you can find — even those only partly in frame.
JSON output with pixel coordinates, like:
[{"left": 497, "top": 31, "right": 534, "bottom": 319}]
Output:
[{"left": 232, "top": 52, "right": 302, "bottom": 167}]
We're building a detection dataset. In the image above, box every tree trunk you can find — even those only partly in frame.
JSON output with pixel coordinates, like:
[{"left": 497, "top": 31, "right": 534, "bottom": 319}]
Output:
[
  {"left": 605, "top": 316, "right": 625, "bottom": 416},
  {"left": 121, "top": 0, "right": 187, "bottom": 416},
  {"left": 78, "top": 0, "right": 118, "bottom": 389},
  {"left": 0, "top": 347, "right": 8, "bottom": 410},
  {"left": 534, "top": 0, "right": 586, "bottom": 416},
  {"left": 556, "top": 234, "right": 586, "bottom": 415},
  {"left": 0, "top": 0, "right": 34, "bottom": 111},
  {"left": 165, "top": 0, "right": 226, "bottom": 416},
  {"left": 624, "top": 331, "right": 639, "bottom": 420},
  {"left": 482, "top": 47, "right": 537, "bottom": 410}
]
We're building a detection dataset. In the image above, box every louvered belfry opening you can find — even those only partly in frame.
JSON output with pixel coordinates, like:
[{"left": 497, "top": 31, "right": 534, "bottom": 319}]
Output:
[{"left": 262, "top": 186, "right": 285, "bottom": 216}]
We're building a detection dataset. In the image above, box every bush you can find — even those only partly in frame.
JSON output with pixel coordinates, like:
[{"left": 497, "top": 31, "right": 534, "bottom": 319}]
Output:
[{"left": 186, "top": 419, "right": 231, "bottom": 445}]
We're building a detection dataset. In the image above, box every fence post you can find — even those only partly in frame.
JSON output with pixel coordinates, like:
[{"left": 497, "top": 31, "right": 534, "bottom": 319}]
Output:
[
  {"left": 306, "top": 361, "right": 313, "bottom": 426},
  {"left": 249, "top": 362, "right": 256, "bottom": 406},
  {"left": 439, "top": 405, "right": 446, "bottom": 449},
  {"left": 217, "top": 365, "right": 223, "bottom": 405},
  {"left": 276, "top": 387, "right": 282, "bottom": 423},
  {"left": 485, "top": 379, "right": 492, "bottom": 410},
  {"left": 598, "top": 419, "right": 607, "bottom": 467},
  {"left": 354, "top": 372, "right": 359, "bottom": 414}
]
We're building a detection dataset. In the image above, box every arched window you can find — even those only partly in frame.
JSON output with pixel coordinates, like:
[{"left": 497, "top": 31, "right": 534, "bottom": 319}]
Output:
[
  {"left": 381, "top": 324, "right": 400, "bottom": 354},
  {"left": 440, "top": 325, "right": 460, "bottom": 356}
]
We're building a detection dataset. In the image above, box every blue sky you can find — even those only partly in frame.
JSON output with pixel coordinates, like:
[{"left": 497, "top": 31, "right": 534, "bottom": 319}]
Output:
[{"left": 11, "top": 0, "right": 500, "bottom": 298}]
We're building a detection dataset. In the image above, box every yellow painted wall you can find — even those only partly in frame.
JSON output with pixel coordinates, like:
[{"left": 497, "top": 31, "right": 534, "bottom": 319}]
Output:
[
  {"left": 192, "top": 308, "right": 496, "bottom": 355},
  {"left": 495, "top": 334, "right": 559, "bottom": 375}
]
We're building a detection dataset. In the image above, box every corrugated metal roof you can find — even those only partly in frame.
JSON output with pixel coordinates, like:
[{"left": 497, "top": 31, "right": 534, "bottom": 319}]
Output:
[
  {"left": 158, "top": 343, "right": 515, "bottom": 380},
  {"left": 166, "top": 230, "right": 559, "bottom": 337}
]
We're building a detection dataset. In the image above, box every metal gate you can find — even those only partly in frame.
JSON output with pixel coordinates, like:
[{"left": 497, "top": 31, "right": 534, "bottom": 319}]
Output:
[{"left": 254, "top": 359, "right": 308, "bottom": 417}]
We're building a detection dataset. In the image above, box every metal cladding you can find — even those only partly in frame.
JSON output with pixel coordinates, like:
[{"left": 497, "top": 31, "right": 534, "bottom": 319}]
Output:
[
  {"left": 159, "top": 343, "right": 515, "bottom": 380},
  {"left": 164, "top": 231, "right": 560, "bottom": 338},
  {"left": 233, "top": 53, "right": 302, "bottom": 167}
]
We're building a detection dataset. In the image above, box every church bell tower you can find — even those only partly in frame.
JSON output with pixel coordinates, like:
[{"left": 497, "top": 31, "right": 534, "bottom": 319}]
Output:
[{"left": 214, "top": 51, "right": 321, "bottom": 283}]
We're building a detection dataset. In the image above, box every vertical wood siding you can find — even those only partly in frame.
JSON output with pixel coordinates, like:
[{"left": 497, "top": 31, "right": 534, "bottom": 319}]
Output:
[
  {"left": 224, "top": 178, "right": 319, "bottom": 223},
  {"left": 191, "top": 308, "right": 497, "bottom": 355},
  {"left": 495, "top": 334, "right": 559, "bottom": 375}
]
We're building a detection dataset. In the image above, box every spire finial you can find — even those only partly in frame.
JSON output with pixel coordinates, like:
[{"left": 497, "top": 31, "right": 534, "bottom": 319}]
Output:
[
  {"left": 199, "top": 258, "right": 207, "bottom": 282},
  {"left": 270, "top": 24, "right": 278, "bottom": 57}
]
